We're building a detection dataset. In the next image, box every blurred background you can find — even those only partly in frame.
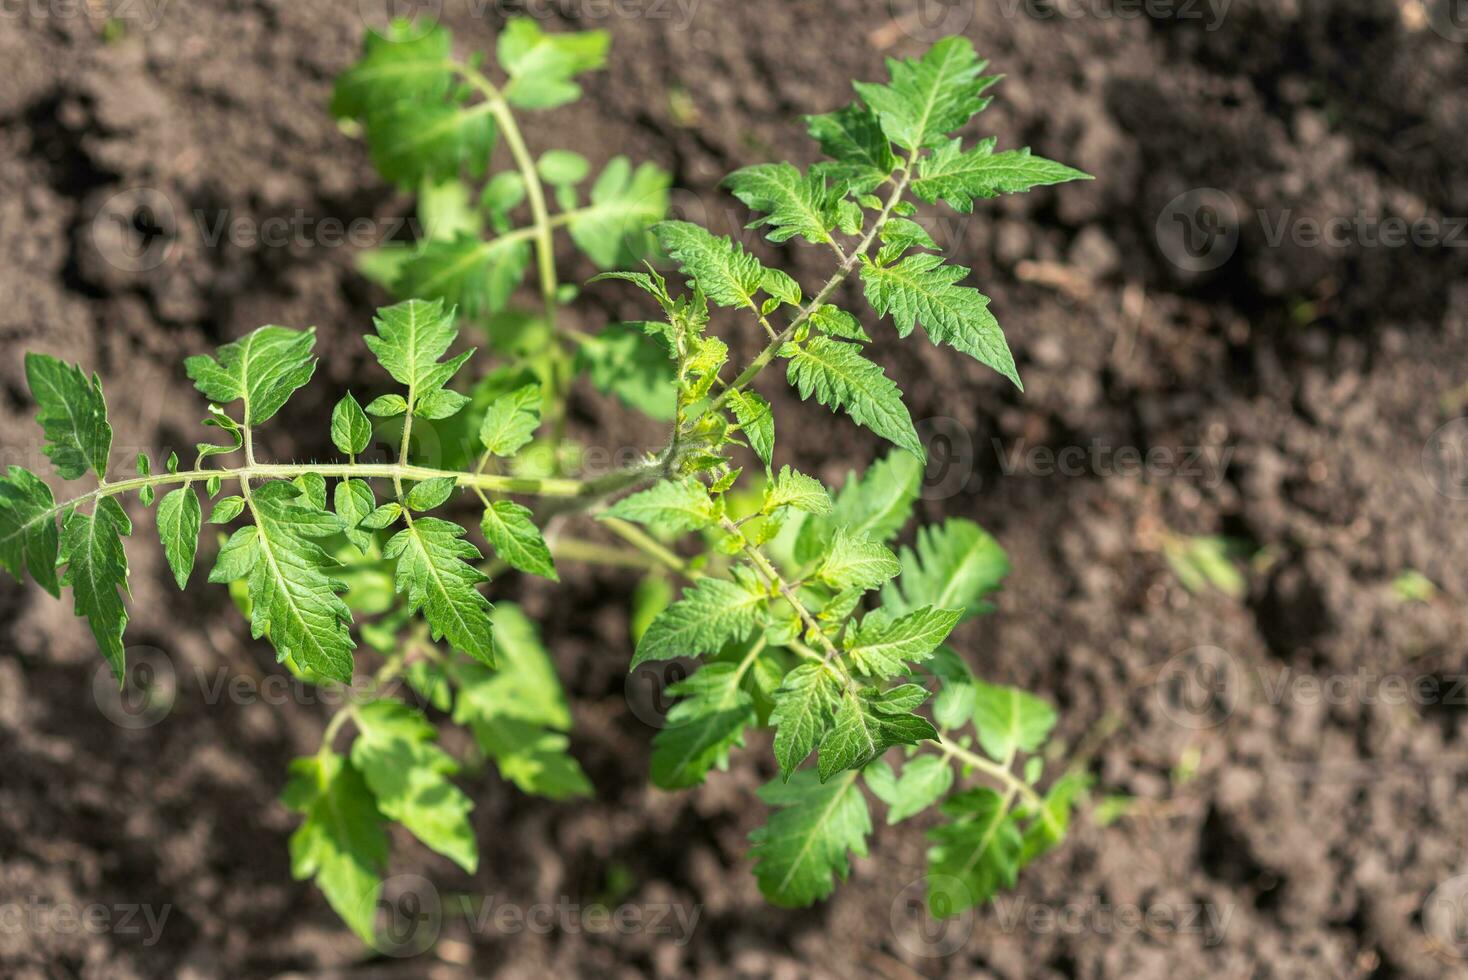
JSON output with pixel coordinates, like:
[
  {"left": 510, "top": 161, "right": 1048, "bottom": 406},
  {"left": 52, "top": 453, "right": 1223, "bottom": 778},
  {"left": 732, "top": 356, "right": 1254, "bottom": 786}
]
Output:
[{"left": 2, "top": 0, "right": 1467, "bottom": 976}]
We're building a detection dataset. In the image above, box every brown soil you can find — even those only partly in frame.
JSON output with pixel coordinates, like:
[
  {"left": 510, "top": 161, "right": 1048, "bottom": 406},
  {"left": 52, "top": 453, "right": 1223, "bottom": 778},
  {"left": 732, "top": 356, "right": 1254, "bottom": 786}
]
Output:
[{"left": 3, "top": 1, "right": 1468, "bottom": 977}]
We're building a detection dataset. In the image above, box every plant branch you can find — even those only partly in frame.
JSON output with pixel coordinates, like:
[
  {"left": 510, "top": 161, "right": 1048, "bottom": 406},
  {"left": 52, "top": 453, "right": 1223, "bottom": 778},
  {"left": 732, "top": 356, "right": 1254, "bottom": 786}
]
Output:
[{"left": 936, "top": 736, "right": 1043, "bottom": 810}]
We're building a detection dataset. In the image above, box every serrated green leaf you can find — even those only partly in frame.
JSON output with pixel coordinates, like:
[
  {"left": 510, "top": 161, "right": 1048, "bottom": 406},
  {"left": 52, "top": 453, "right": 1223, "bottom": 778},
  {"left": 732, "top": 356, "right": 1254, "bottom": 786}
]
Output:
[
  {"left": 568, "top": 158, "right": 670, "bottom": 268},
  {"left": 749, "top": 770, "right": 870, "bottom": 907},
  {"left": 913, "top": 138, "right": 1092, "bottom": 212},
  {"left": 860, "top": 253, "right": 1019, "bottom": 388},
  {"left": 846, "top": 605, "right": 961, "bottom": 678},
  {"left": 803, "top": 449, "right": 922, "bottom": 560},
  {"left": 414, "top": 387, "right": 470, "bottom": 420},
  {"left": 604, "top": 478, "right": 714, "bottom": 536},
  {"left": 725, "top": 162, "right": 841, "bottom": 245},
  {"left": 971, "top": 681, "right": 1057, "bottom": 762},
  {"left": 363, "top": 99, "right": 496, "bottom": 187},
  {"left": 364, "top": 394, "right": 408, "bottom": 417},
  {"left": 331, "top": 22, "right": 454, "bottom": 119},
  {"left": 769, "top": 662, "right": 841, "bottom": 777},
  {"left": 497, "top": 18, "right": 608, "bottom": 109},
  {"left": 350, "top": 699, "right": 477, "bottom": 873},
  {"left": 882, "top": 518, "right": 1009, "bottom": 622},
  {"left": 184, "top": 326, "right": 318, "bottom": 428},
  {"left": 818, "top": 526, "right": 900, "bottom": 592},
  {"left": 450, "top": 604, "right": 591, "bottom": 799},
  {"left": 25, "top": 353, "right": 113, "bottom": 481},
  {"left": 655, "top": 221, "right": 767, "bottom": 310},
  {"left": 385, "top": 516, "right": 494, "bottom": 667},
  {"left": 808, "top": 305, "right": 871, "bottom": 342},
  {"left": 364, "top": 299, "right": 471, "bottom": 407},
  {"left": 818, "top": 684, "right": 937, "bottom": 780},
  {"left": 404, "top": 476, "right": 456, "bottom": 512},
  {"left": 360, "top": 503, "right": 403, "bottom": 529},
  {"left": 651, "top": 661, "right": 756, "bottom": 788},
  {"left": 334, "top": 479, "right": 376, "bottom": 553},
  {"left": 209, "top": 480, "right": 355, "bottom": 682},
  {"left": 331, "top": 393, "right": 372, "bottom": 456},
  {"left": 761, "top": 267, "right": 802, "bottom": 308},
  {"left": 478, "top": 383, "right": 542, "bottom": 456},
  {"left": 282, "top": 751, "right": 388, "bottom": 945},
  {"left": 926, "top": 787, "right": 1022, "bottom": 915},
  {"left": 806, "top": 102, "right": 899, "bottom": 194},
  {"left": 394, "top": 233, "right": 531, "bottom": 319},
  {"left": 884, "top": 754, "right": 954, "bottom": 824},
  {"left": 764, "top": 466, "right": 831, "bottom": 516},
  {"left": 728, "top": 390, "right": 774, "bottom": 468},
  {"left": 59, "top": 497, "right": 131, "bottom": 681},
  {"left": 632, "top": 575, "right": 766, "bottom": 667},
  {"left": 852, "top": 36, "right": 999, "bottom": 150},
  {"left": 480, "top": 500, "right": 557, "bottom": 580},
  {"left": 0, "top": 466, "right": 60, "bottom": 596},
  {"left": 785, "top": 337, "right": 923, "bottom": 459},
  {"left": 156, "top": 486, "right": 201, "bottom": 590},
  {"left": 880, "top": 216, "right": 939, "bottom": 254}
]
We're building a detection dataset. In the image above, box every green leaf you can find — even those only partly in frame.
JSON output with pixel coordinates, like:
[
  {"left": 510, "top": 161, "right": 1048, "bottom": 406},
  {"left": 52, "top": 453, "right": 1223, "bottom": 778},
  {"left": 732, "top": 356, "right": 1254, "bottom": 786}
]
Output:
[
  {"left": 537, "top": 149, "right": 590, "bottom": 185},
  {"left": 860, "top": 253, "right": 1019, "bottom": 388},
  {"left": 926, "top": 787, "right": 1022, "bottom": 915},
  {"left": 728, "top": 390, "right": 774, "bottom": 468},
  {"left": 852, "top": 36, "right": 1000, "bottom": 150},
  {"left": 603, "top": 478, "right": 714, "bottom": 536},
  {"left": 478, "top": 382, "right": 542, "bottom": 456},
  {"left": 184, "top": 326, "right": 318, "bottom": 428},
  {"left": 806, "top": 102, "right": 899, "bottom": 194},
  {"left": 808, "top": 305, "right": 871, "bottom": 342},
  {"left": 418, "top": 177, "right": 483, "bottom": 242},
  {"left": 480, "top": 500, "right": 557, "bottom": 580},
  {"left": 331, "top": 23, "right": 454, "bottom": 120},
  {"left": 25, "top": 353, "right": 112, "bottom": 481},
  {"left": 404, "top": 476, "right": 456, "bottom": 512},
  {"left": 59, "top": 497, "right": 131, "bottom": 681},
  {"left": 208, "top": 495, "right": 245, "bottom": 525},
  {"left": 497, "top": 18, "right": 609, "bottom": 109},
  {"left": 818, "top": 526, "right": 900, "bottom": 592},
  {"left": 749, "top": 770, "right": 870, "bottom": 907},
  {"left": 763, "top": 466, "right": 831, "bottom": 515},
  {"left": 785, "top": 338, "right": 923, "bottom": 459},
  {"left": 882, "top": 518, "right": 1009, "bottom": 622},
  {"left": 334, "top": 479, "right": 376, "bottom": 553},
  {"left": 363, "top": 99, "right": 496, "bottom": 187},
  {"left": 655, "top": 221, "right": 767, "bottom": 310},
  {"left": 801, "top": 449, "right": 921, "bottom": 563},
  {"left": 632, "top": 574, "right": 766, "bottom": 667},
  {"left": 394, "top": 233, "right": 531, "bottom": 319},
  {"left": 575, "top": 323, "right": 676, "bottom": 421},
  {"left": 1020, "top": 771, "right": 1089, "bottom": 864},
  {"left": 912, "top": 138, "right": 1092, "bottom": 212},
  {"left": 360, "top": 503, "right": 403, "bottom": 529},
  {"left": 769, "top": 662, "right": 841, "bottom": 777},
  {"left": 568, "top": 158, "right": 670, "bottom": 268},
  {"left": 846, "top": 605, "right": 961, "bottom": 678},
  {"left": 882, "top": 754, "right": 954, "bottom": 824},
  {"left": 879, "top": 217, "right": 939, "bottom": 260},
  {"left": 350, "top": 699, "right": 477, "bottom": 873},
  {"left": 156, "top": 486, "right": 201, "bottom": 590},
  {"left": 282, "top": 751, "right": 388, "bottom": 945},
  {"left": 363, "top": 299, "right": 472, "bottom": 403},
  {"left": 818, "top": 684, "right": 937, "bottom": 780},
  {"left": 385, "top": 516, "right": 495, "bottom": 667},
  {"left": 651, "top": 661, "right": 756, "bottom": 789},
  {"left": 209, "top": 480, "right": 355, "bottom": 682},
  {"left": 971, "top": 681, "right": 1057, "bottom": 762},
  {"left": 450, "top": 604, "right": 591, "bottom": 799},
  {"left": 725, "top": 162, "right": 842, "bottom": 245},
  {"left": 414, "top": 387, "right": 469, "bottom": 420},
  {"left": 331, "top": 393, "right": 372, "bottom": 456},
  {"left": 761, "top": 268, "right": 802, "bottom": 308},
  {"left": 0, "top": 466, "right": 61, "bottom": 596},
  {"left": 364, "top": 394, "right": 408, "bottom": 417}
]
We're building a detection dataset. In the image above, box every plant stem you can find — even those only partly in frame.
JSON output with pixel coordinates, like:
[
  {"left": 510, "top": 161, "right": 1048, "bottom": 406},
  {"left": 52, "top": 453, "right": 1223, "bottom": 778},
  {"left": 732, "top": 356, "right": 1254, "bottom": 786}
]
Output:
[
  {"left": 600, "top": 516, "right": 693, "bottom": 576},
  {"left": 704, "top": 165, "right": 914, "bottom": 419},
  {"left": 936, "top": 736, "right": 1044, "bottom": 810},
  {"left": 551, "top": 537, "right": 660, "bottom": 570}
]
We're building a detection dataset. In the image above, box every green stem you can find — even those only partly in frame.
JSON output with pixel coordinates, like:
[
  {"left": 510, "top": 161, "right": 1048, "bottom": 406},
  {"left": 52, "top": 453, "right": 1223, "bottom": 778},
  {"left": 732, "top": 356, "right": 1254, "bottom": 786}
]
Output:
[
  {"left": 552, "top": 537, "right": 659, "bottom": 570},
  {"left": 600, "top": 516, "right": 693, "bottom": 577},
  {"left": 704, "top": 164, "right": 914, "bottom": 419},
  {"left": 936, "top": 736, "right": 1043, "bottom": 810}
]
